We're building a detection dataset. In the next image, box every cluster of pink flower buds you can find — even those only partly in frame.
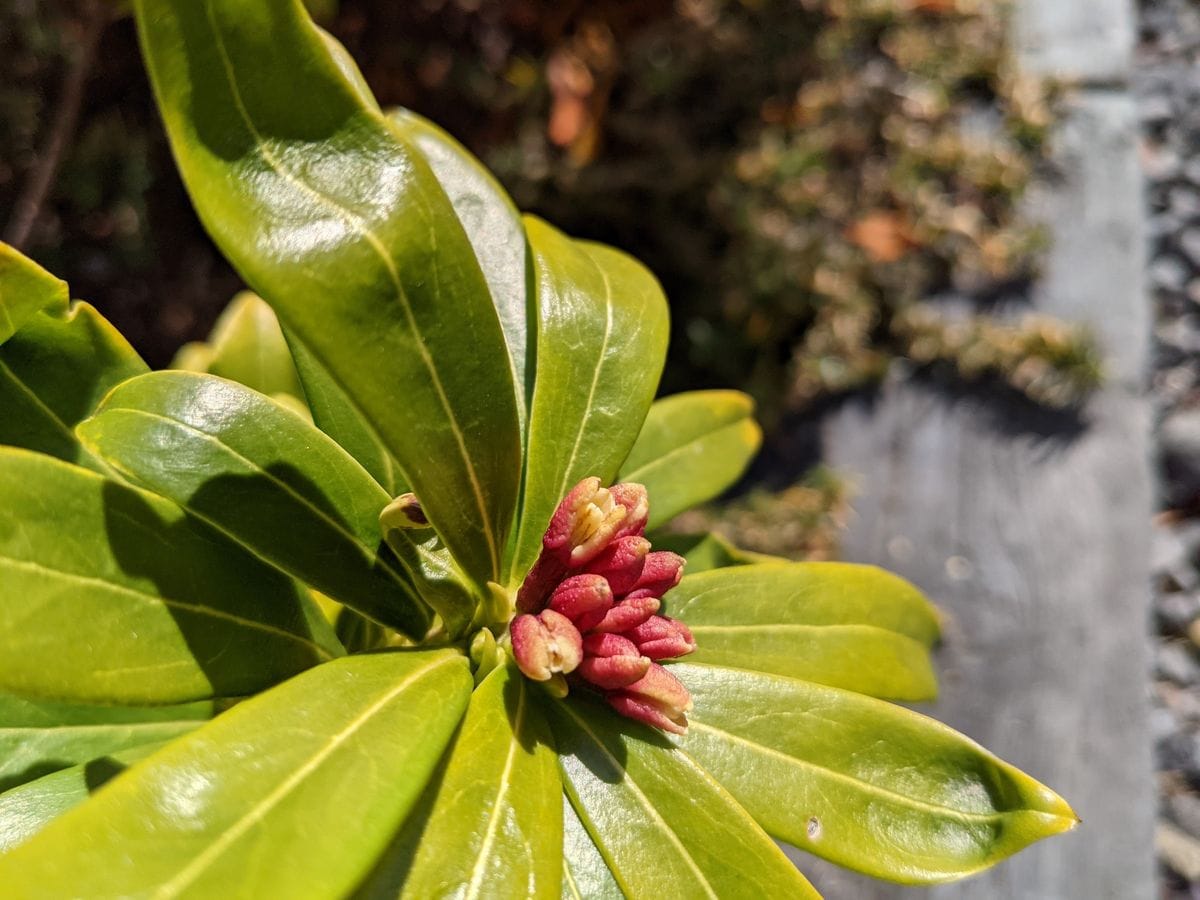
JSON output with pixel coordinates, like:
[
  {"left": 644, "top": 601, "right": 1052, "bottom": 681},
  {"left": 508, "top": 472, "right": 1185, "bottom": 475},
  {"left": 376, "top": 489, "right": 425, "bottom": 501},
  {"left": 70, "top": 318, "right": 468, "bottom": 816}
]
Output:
[{"left": 510, "top": 477, "right": 696, "bottom": 734}]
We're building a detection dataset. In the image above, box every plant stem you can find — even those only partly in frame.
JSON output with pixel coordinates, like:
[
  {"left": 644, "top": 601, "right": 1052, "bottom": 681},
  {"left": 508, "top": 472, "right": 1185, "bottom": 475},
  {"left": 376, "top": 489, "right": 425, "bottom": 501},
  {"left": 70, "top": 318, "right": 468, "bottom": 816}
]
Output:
[{"left": 4, "top": 0, "right": 109, "bottom": 251}]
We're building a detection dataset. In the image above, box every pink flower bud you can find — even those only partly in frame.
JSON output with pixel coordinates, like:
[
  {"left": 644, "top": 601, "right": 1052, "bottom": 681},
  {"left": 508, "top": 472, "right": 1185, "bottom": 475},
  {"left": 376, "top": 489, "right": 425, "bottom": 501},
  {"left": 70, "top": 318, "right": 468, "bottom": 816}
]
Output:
[
  {"left": 543, "top": 477, "right": 628, "bottom": 567},
  {"left": 624, "top": 615, "right": 697, "bottom": 660},
  {"left": 515, "top": 553, "right": 567, "bottom": 614},
  {"left": 609, "top": 482, "right": 649, "bottom": 540},
  {"left": 626, "top": 551, "right": 685, "bottom": 598},
  {"left": 590, "top": 593, "right": 660, "bottom": 633},
  {"left": 576, "top": 633, "right": 650, "bottom": 689},
  {"left": 548, "top": 574, "right": 614, "bottom": 632},
  {"left": 607, "top": 664, "right": 693, "bottom": 735},
  {"left": 583, "top": 535, "right": 650, "bottom": 596},
  {"left": 510, "top": 610, "right": 583, "bottom": 682}
]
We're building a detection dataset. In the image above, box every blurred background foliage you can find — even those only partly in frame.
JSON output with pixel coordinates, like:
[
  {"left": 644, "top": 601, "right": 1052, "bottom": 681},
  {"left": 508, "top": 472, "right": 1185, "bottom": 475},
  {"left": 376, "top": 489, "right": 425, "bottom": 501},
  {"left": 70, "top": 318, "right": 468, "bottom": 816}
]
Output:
[{"left": 0, "top": 0, "right": 1098, "bottom": 556}]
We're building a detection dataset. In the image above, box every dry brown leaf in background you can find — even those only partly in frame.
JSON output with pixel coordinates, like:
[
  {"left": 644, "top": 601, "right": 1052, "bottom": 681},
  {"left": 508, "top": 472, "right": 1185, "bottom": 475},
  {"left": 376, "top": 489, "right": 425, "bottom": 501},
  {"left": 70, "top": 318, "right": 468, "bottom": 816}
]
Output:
[{"left": 846, "top": 210, "right": 915, "bottom": 263}]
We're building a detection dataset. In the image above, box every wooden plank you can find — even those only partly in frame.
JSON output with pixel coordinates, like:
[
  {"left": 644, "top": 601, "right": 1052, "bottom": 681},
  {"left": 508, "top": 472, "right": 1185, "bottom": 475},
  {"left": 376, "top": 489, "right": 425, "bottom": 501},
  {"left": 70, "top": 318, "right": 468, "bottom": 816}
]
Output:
[
  {"left": 795, "top": 384, "right": 1153, "bottom": 899},
  {"left": 784, "top": 25, "right": 1155, "bottom": 900},
  {"left": 1013, "top": 0, "right": 1134, "bottom": 84}
]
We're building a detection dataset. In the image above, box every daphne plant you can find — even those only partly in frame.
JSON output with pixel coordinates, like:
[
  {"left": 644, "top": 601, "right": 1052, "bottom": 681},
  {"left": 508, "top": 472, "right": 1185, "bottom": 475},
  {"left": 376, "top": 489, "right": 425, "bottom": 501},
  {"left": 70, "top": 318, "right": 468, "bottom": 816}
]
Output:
[{"left": 0, "top": 1, "right": 1075, "bottom": 896}]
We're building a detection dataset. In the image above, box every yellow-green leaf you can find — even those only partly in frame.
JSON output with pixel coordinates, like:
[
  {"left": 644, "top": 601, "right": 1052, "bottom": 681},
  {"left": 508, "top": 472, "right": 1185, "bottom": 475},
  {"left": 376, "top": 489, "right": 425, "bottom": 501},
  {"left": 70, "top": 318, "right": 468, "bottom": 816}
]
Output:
[
  {"left": 673, "top": 663, "right": 1078, "bottom": 884},
  {"left": 0, "top": 243, "right": 68, "bottom": 345},
  {"left": 387, "top": 108, "right": 531, "bottom": 445},
  {"left": 664, "top": 563, "right": 940, "bottom": 699},
  {"left": 561, "top": 792, "right": 623, "bottom": 900},
  {"left": 286, "top": 332, "right": 406, "bottom": 495},
  {"left": 546, "top": 695, "right": 820, "bottom": 899},
  {"left": 134, "top": 0, "right": 521, "bottom": 588},
  {"left": 508, "top": 218, "right": 669, "bottom": 585},
  {"left": 0, "top": 448, "right": 340, "bottom": 704},
  {"left": 391, "top": 665, "right": 560, "bottom": 899},
  {"left": 619, "top": 391, "right": 762, "bottom": 529},
  {"left": 0, "top": 692, "right": 211, "bottom": 794},
  {"left": 171, "top": 291, "right": 304, "bottom": 402},
  {"left": 77, "top": 371, "right": 435, "bottom": 638},
  {"left": 0, "top": 302, "right": 146, "bottom": 475},
  {"left": 666, "top": 562, "right": 941, "bottom": 646},
  {"left": 0, "top": 741, "right": 166, "bottom": 853},
  {"left": 0, "top": 651, "right": 472, "bottom": 898}
]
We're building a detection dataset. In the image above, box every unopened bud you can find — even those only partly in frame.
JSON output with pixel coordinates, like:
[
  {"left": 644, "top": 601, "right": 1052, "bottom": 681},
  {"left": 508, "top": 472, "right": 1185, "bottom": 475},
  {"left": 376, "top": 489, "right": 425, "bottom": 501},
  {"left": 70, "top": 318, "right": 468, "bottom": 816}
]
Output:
[
  {"left": 576, "top": 633, "right": 651, "bottom": 689},
  {"left": 379, "top": 492, "right": 428, "bottom": 530},
  {"left": 583, "top": 536, "right": 650, "bottom": 596},
  {"left": 626, "top": 551, "right": 685, "bottom": 598},
  {"left": 510, "top": 610, "right": 583, "bottom": 682},
  {"left": 591, "top": 593, "right": 660, "bottom": 634},
  {"left": 624, "top": 615, "right": 696, "bottom": 660},
  {"left": 607, "top": 663, "right": 693, "bottom": 735},
  {"left": 548, "top": 574, "right": 614, "bottom": 632}
]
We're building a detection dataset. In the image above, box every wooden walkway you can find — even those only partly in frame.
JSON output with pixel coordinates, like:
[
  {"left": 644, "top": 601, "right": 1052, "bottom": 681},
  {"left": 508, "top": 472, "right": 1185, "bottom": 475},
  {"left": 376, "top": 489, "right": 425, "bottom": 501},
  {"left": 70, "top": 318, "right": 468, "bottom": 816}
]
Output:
[{"left": 789, "top": 2, "right": 1155, "bottom": 897}]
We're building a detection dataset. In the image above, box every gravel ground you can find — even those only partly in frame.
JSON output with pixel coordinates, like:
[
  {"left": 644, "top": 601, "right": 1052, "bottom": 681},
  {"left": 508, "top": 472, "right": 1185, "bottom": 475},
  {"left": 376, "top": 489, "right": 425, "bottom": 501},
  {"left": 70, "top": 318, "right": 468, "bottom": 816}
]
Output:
[{"left": 1137, "top": 0, "right": 1200, "bottom": 894}]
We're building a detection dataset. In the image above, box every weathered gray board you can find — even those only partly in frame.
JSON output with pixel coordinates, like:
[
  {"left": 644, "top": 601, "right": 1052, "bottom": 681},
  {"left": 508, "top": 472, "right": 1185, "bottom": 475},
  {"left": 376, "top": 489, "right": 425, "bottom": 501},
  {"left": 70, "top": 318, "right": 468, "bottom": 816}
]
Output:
[{"left": 786, "top": 2, "right": 1154, "bottom": 897}]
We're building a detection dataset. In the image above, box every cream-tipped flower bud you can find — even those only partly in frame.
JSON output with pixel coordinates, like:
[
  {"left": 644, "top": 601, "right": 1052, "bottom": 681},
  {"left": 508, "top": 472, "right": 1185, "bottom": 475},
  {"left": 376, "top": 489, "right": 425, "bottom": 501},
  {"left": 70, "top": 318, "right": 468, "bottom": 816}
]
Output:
[
  {"left": 510, "top": 610, "right": 583, "bottom": 682},
  {"left": 608, "top": 482, "right": 649, "bottom": 541},
  {"left": 543, "top": 477, "right": 628, "bottom": 567}
]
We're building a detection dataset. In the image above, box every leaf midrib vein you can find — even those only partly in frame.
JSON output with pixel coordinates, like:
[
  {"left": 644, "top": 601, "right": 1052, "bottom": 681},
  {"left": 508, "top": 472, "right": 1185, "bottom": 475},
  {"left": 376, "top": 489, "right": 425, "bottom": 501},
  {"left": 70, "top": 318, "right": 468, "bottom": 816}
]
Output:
[{"left": 462, "top": 679, "right": 527, "bottom": 900}]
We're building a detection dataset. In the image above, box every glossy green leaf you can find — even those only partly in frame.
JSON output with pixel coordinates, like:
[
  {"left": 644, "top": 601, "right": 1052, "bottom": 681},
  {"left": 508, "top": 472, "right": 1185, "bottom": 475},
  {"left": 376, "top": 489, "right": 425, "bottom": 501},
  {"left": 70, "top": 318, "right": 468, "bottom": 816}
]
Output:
[
  {"left": 135, "top": 0, "right": 521, "bottom": 588},
  {"left": 509, "top": 218, "right": 670, "bottom": 584},
  {"left": 318, "top": 29, "right": 375, "bottom": 108},
  {"left": 0, "top": 301, "right": 147, "bottom": 475},
  {"left": 0, "top": 650, "right": 472, "bottom": 898},
  {"left": 546, "top": 696, "right": 819, "bottom": 899},
  {"left": 171, "top": 291, "right": 304, "bottom": 402},
  {"left": 665, "top": 562, "right": 941, "bottom": 646},
  {"left": 77, "top": 370, "right": 433, "bottom": 638},
  {"left": 561, "top": 792, "right": 623, "bottom": 900},
  {"left": 0, "top": 243, "right": 67, "bottom": 344},
  {"left": 0, "top": 692, "right": 211, "bottom": 794},
  {"left": 0, "top": 741, "right": 166, "bottom": 853},
  {"left": 671, "top": 663, "right": 1079, "bottom": 884},
  {"left": 619, "top": 391, "right": 762, "bottom": 529},
  {"left": 285, "top": 329, "right": 406, "bottom": 496},
  {"left": 664, "top": 562, "right": 939, "bottom": 699},
  {"left": 0, "top": 447, "right": 340, "bottom": 704},
  {"left": 387, "top": 108, "right": 530, "bottom": 443},
  {"left": 393, "top": 664, "right": 560, "bottom": 899},
  {"left": 649, "top": 531, "right": 784, "bottom": 574},
  {"left": 676, "top": 626, "right": 934, "bottom": 700}
]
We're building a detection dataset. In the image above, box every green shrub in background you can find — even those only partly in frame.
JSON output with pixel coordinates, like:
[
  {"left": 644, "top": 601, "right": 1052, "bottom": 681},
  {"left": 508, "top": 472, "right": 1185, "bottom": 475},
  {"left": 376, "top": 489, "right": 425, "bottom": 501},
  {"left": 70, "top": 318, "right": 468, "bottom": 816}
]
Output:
[
  {"left": 1, "top": 0, "right": 1098, "bottom": 429},
  {"left": 0, "top": 2, "right": 1076, "bottom": 895},
  {"left": 479, "top": 0, "right": 1100, "bottom": 421}
]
